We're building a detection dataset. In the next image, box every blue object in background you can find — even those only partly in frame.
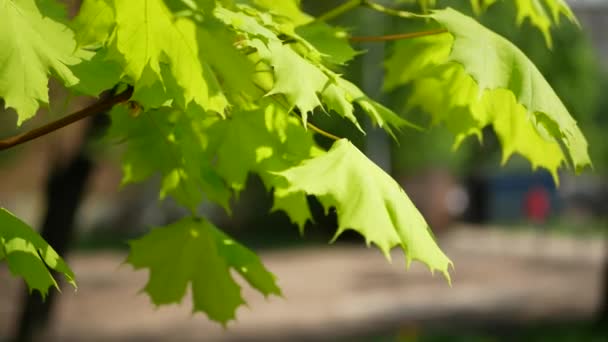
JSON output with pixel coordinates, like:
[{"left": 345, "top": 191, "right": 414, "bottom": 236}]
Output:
[{"left": 486, "top": 171, "right": 559, "bottom": 223}]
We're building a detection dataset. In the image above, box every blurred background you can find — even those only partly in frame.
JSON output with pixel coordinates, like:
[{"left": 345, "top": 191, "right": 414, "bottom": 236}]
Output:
[{"left": 0, "top": 0, "right": 607, "bottom": 341}]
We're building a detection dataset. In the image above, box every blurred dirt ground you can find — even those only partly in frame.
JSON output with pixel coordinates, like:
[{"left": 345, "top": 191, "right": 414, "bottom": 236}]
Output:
[{"left": 0, "top": 226, "right": 606, "bottom": 341}]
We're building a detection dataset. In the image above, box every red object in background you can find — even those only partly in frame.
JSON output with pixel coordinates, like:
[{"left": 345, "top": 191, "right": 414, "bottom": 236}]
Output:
[{"left": 524, "top": 186, "right": 551, "bottom": 224}]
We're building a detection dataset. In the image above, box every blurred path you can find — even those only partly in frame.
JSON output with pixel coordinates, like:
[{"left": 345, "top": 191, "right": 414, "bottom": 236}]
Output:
[{"left": 0, "top": 226, "right": 605, "bottom": 341}]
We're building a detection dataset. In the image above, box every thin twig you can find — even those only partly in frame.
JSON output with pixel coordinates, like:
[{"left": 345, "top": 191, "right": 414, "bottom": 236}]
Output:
[
  {"left": 361, "top": 0, "right": 419, "bottom": 19},
  {"left": 252, "top": 82, "right": 344, "bottom": 141},
  {"left": 350, "top": 28, "right": 448, "bottom": 42},
  {"left": 315, "top": 0, "right": 362, "bottom": 22},
  {"left": 0, "top": 87, "right": 133, "bottom": 152},
  {"left": 306, "top": 122, "right": 341, "bottom": 141}
]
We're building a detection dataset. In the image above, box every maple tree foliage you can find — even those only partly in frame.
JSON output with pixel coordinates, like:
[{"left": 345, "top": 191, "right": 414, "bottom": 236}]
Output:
[{"left": 0, "top": 0, "right": 591, "bottom": 324}]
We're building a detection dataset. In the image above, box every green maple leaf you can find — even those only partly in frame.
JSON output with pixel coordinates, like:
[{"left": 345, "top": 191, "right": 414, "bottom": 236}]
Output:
[
  {"left": 127, "top": 216, "right": 280, "bottom": 324},
  {"left": 216, "top": 5, "right": 412, "bottom": 136},
  {"left": 242, "top": 0, "right": 312, "bottom": 25},
  {"left": 336, "top": 78, "right": 419, "bottom": 138},
  {"left": 196, "top": 23, "right": 263, "bottom": 106},
  {"left": 277, "top": 139, "right": 452, "bottom": 281},
  {"left": 253, "top": 40, "right": 327, "bottom": 124},
  {"left": 271, "top": 188, "right": 311, "bottom": 234},
  {"left": 108, "top": 105, "right": 231, "bottom": 212},
  {"left": 295, "top": 22, "right": 360, "bottom": 66},
  {"left": 205, "top": 99, "right": 318, "bottom": 228},
  {"left": 71, "top": 0, "right": 115, "bottom": 47},
  {"left": 69, "top": 49, "right": 123, "bottom": 97},
  {"left": 207, "top": 99, "right": 318, "bottom": 190},
  {"left": 0, "top": 0, "right": 81, "bottom": 124},
  {"left": 512, "top": 0, "right": 577, "bottom": 47},
  {"left": 406, "top": 66, "right": 566, "bottom": 176},
  {"left": 466, "top": 0, "right": 576, "bottom": 46},
  {"left": 214, "top": 6, "right": 278, "bottom": 40},
  {"left": 0, "top": 208, "right": 76, "bottom": 299},
  {"left": 385, "top": 9, "right": 590, "bottom": 178},
  {"left": 432, "top": 8, "right": 589, "bottom": 171},
  {"left": 252, "top": 39, "right": 410, "bottom": 135},
  {"left": 106, "top": 0, "right": 227, "bottom": 113},
  {"left": 470, "top": 0, "right": 497, "bottom": 14}
]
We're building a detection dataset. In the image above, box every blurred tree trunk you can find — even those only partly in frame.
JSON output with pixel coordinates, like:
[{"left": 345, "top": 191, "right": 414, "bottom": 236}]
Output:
[
  {"left": 598, "top": 249, "right": 608, "bottom": 326},
  {"left": 13, "top": 112, "right": 109, "bottom": 342}
]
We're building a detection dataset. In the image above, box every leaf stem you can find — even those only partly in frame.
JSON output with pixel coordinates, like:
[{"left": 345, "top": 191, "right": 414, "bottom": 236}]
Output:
[
  {"left": 252, "top": 82, "right": 343, "bottom": 141},
  {"left": 274, "top": 95, "right": 342, "bottom": 141},
  {"left": 0, "top": 87, "right": 133, "bottom": 152},
  {"left": 315, "top": 0, "right": 362, "bottom": 22},
  {"left": 349, "top": 28, "right": 447, "bottom": 42},
  {"left": 361, "top": 0, "right": 419, "bottom": 19},
  {"left": 306, "top": 122, "right": 341, "bottom": 141}
]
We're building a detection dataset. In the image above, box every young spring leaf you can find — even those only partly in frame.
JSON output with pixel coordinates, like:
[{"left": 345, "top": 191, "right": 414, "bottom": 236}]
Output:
[
  {"left": 127, "top": 216, "right": 281, "bottom": 324},
  {"left": 296, "top": 22, "right": 360, "bottom": 66},
  {"left": 0, "top": 208, "right": 76, "bottom": 299},
  {"left": 75, "top": 0, "right": 229, "bottom": 113},
  {"left": 0, "top": 0, "right": 81, "bottom": 123},
  {"left": 107, "top": 105, "right": 231, "bottom": 212},
  {"left": 216, "top": 5, "right": 409, "bottom": 135},
  {"left": 468, "top": 0, "right": 577, "bottom": 47},
  {"left": 206, "top": 99, "right": 320, "bottom": 190},
  {"left": 277, "top": 139, "right": 453, "bottom": 282},
  {"left": 385, "top": 8, "right": 590, "bottom": 179},
  {"left": 243, "top": 0, "right": 313, "bottom": 25},
  {"left": 71, "top": 0, "right": 115, "bottom": 47},
  {"left": 511, "top": 0, "right": 577, "bottom": 47},
  {"left": 433, "top": 8, "right": 590, "bottom": 171}
]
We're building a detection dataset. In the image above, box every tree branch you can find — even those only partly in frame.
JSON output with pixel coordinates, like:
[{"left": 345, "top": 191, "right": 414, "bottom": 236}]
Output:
[
  {"left": 361, "top": 0, "right": 418, "bottom": 19},
  {"left": 350, "top": 28, "right": 448, "bottom": 42},
  {"left": 0, "top": 87, "right": 133, "bottom": 152}
]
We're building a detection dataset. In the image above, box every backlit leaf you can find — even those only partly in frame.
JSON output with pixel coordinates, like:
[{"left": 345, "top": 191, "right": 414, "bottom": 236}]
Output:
[
  {"left": 277, "top": 139, "right": 453, "bottom": 281},
  {"left": 127, "top": 216, "right": 280, "bottom": 324},
  {"left": 0, "top": 208, "right": 76, "bottom": 299},
  {"left": 0, "top": 0, "right": 81, "bottom": 123},
  {"left": 385, "top": 9, "right": 590, "bottom": 179}
]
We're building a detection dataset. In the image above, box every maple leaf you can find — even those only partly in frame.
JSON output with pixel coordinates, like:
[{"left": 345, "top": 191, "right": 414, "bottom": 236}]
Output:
[
  {"left": 107, "top": 105, "right": 231, "bottom": 212},
  {"left": 385, "top": 9, "right": 590, "bottom": 179},
  {"left": 196, "top": 23, "right": 263, "bottom": 106},
  {"left": 271, "top": 187, "right": 312, "bottom": 234},
  {"left": 470, "top": 0, "right": 498, "bottom": 14},
  {"left": 127, "top": 217, "right": 280, "bottom": 324},
  {"left": 69, "top": 49, "right": 123, "bottom": 97},
  {"left": 277, "top": 139, "right": 453, "bottom": 281},
  {"left": 0, "top": 0, "right": 81, "bottom": 124},
  {"left": 433, "top": 8, "right": 589, "bottom": 171},
  {"left": 512, "top": 0, "right": 577, "bottom": 47},
  {"left": 406, "top": 66, "right": 566, "bottom": 177},
  {"left": 207, "top": 99, "right": 319, "bottom": 190},
  {"left": 295, "top": 22, "right": 360, "bottom": 66},
  {"left": 71, "top": 0, "right": 115, "bottom": 47},
  {"left": 204, "top": 98, "right": 319, "bottom": 229},
  {"left": 253, "top": 40, "right": 328, "bottom": 124},
  {"left": 467, "top": 0, "right": 576, "bottom": 46},
  {"left": 0, "top": 208, "right": 76, "bottom": 299},
  {"left": 244, "top": 0, "right": 312, "bottom": 26},
  {"left": 104, "top": 0, "right": 227, "bottom": 113}
]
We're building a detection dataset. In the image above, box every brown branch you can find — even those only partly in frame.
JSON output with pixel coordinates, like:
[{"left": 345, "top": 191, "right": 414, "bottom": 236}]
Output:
[
  {"left": 349, "top": 28, "right": 448, "bottom": 43},
  {"left": 0, "top": 87, "right": 133, "bottom": 152}
]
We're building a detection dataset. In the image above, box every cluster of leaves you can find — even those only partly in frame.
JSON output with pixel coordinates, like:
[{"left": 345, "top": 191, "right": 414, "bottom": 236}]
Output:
[{"left": 0, "top": 0, "right": 591, "bottom": 325}]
